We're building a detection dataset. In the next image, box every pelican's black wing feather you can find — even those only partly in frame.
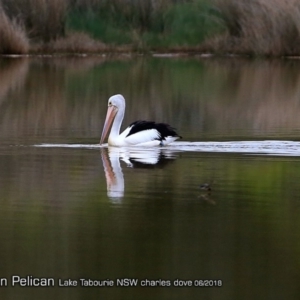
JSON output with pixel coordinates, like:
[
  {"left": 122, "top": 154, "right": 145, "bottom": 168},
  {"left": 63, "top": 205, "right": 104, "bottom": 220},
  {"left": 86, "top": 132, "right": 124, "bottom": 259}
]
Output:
[{"left": 126, "top": 120, "right": 181, "bottom": 141}]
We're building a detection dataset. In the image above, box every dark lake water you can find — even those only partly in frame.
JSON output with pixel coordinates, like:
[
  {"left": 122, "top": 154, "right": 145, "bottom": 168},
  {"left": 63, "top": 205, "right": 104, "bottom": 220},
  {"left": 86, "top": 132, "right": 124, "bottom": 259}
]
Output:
[{"left": 1, "top": 56, "right": 300, "bottom": 299}]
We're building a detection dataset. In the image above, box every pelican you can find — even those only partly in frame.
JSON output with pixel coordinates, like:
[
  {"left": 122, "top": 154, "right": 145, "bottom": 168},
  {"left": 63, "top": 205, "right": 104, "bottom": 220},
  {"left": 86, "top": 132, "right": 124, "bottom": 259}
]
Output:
[{"left": 100, "top": 94, "right": 181, "bottom": 147}]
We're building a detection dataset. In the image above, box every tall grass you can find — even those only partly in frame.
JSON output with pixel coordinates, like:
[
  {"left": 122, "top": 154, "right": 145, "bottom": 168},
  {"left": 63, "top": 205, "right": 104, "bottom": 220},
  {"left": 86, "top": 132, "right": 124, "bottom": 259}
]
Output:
[
  {"left": 1, "top": 0, "right": 67, "bottom": 41},
  {"left": 207, "top": 0, "right": 300, "bottom": 56},
  {"left": 0, "top": 6, "right": 28, "bottom": 54}
]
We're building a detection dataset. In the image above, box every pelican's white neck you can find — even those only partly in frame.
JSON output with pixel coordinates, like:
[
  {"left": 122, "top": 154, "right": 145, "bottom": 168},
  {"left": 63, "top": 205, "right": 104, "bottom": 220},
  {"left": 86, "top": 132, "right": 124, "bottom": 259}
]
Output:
[{"left": 109, "top": 105, "right": 125, "bottom": 142}]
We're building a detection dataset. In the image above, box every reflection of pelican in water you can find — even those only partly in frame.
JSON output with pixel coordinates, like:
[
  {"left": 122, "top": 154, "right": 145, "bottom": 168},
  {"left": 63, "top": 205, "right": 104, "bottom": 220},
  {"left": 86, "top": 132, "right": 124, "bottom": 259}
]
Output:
[
  {"left": 101, "top": 147, "right": 177, "bottom": 202},
  {"left": 100, "top": 94, "right": 181, "bottom": 147},
  {"left": 101, "top": 148, "right": 124, "bottom": 202}
]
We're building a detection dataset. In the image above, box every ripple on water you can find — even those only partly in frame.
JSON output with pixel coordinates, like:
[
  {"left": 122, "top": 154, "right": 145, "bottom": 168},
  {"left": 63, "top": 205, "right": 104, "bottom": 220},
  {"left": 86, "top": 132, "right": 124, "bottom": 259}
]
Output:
[{"left": 33, "top": 140, "right": 300, "bottom": 156}]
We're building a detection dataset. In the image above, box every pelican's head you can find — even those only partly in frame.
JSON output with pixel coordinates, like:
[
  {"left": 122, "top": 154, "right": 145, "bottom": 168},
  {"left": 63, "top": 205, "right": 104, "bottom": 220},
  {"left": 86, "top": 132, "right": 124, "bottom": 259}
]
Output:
[
  {"left": 100, "top": 94, "right": 126, "bottom": 144},
  {"left": 108, "top": 94, "right": 125, "bottom": 110}
]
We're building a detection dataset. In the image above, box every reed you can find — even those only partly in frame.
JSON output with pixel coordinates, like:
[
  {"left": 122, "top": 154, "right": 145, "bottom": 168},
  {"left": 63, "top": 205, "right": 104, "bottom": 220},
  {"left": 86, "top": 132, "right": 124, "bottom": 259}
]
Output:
[
  {"left": 207, "top": 0, "right": 300, "bottom": 56},
  {"left": 0, "top": 7, "right": 29, "bottom": 54},
  {"left": 2, "top": 0, "right": 67, "bottom": 41}
]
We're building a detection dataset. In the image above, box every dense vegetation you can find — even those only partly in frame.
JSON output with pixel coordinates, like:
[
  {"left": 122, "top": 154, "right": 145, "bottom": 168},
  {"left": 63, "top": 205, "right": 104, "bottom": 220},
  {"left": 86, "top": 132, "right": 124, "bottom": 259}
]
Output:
[{"left": 1, "top": 0, "right": 300, "bottom": 56}]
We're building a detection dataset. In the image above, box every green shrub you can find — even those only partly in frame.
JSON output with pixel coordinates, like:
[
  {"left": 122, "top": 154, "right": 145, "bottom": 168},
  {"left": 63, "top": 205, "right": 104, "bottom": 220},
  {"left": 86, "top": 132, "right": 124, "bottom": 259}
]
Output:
[
  {"left": 66, "top": 9, "right": 132, "bottom": 44},
  {"left": 162, "top": 1, "right": 224, "bottom": 46},
  {"left": 66, "top": 0, "right": 224, "bottom": 48}
]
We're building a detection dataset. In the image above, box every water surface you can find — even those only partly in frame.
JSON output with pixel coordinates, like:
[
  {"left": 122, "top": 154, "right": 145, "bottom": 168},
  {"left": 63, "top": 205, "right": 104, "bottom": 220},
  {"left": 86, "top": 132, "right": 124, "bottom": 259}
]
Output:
[{"left": 0, "top": 56, "right": 300, "bottom": 299}]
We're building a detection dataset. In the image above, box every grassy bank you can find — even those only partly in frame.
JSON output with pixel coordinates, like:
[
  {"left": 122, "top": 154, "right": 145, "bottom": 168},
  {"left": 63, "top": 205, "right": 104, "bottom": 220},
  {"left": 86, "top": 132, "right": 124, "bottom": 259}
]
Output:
[{"left": 1, "top": 0, "right": 300, "bottom": 56}]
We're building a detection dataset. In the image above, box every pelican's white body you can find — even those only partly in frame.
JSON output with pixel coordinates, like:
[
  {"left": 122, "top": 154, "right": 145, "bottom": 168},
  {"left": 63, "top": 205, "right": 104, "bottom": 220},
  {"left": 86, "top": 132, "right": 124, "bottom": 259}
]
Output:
[{"left": 108, "top": 126, "right": 178, "bottom": 147}]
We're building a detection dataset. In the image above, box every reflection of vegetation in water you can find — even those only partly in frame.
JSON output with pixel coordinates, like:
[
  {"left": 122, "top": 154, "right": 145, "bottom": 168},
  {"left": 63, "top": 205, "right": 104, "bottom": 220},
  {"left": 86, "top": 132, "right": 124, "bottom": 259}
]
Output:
[{"left": 2, "top": 58, "right": 300, "bottom": 142}]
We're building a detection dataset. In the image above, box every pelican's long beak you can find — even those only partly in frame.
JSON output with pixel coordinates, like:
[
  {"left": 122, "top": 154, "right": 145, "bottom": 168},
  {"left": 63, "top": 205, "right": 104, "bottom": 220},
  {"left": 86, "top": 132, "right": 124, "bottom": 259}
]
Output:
[{"left": 100, "top": 106, "right": 118, "bottom": 144}]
